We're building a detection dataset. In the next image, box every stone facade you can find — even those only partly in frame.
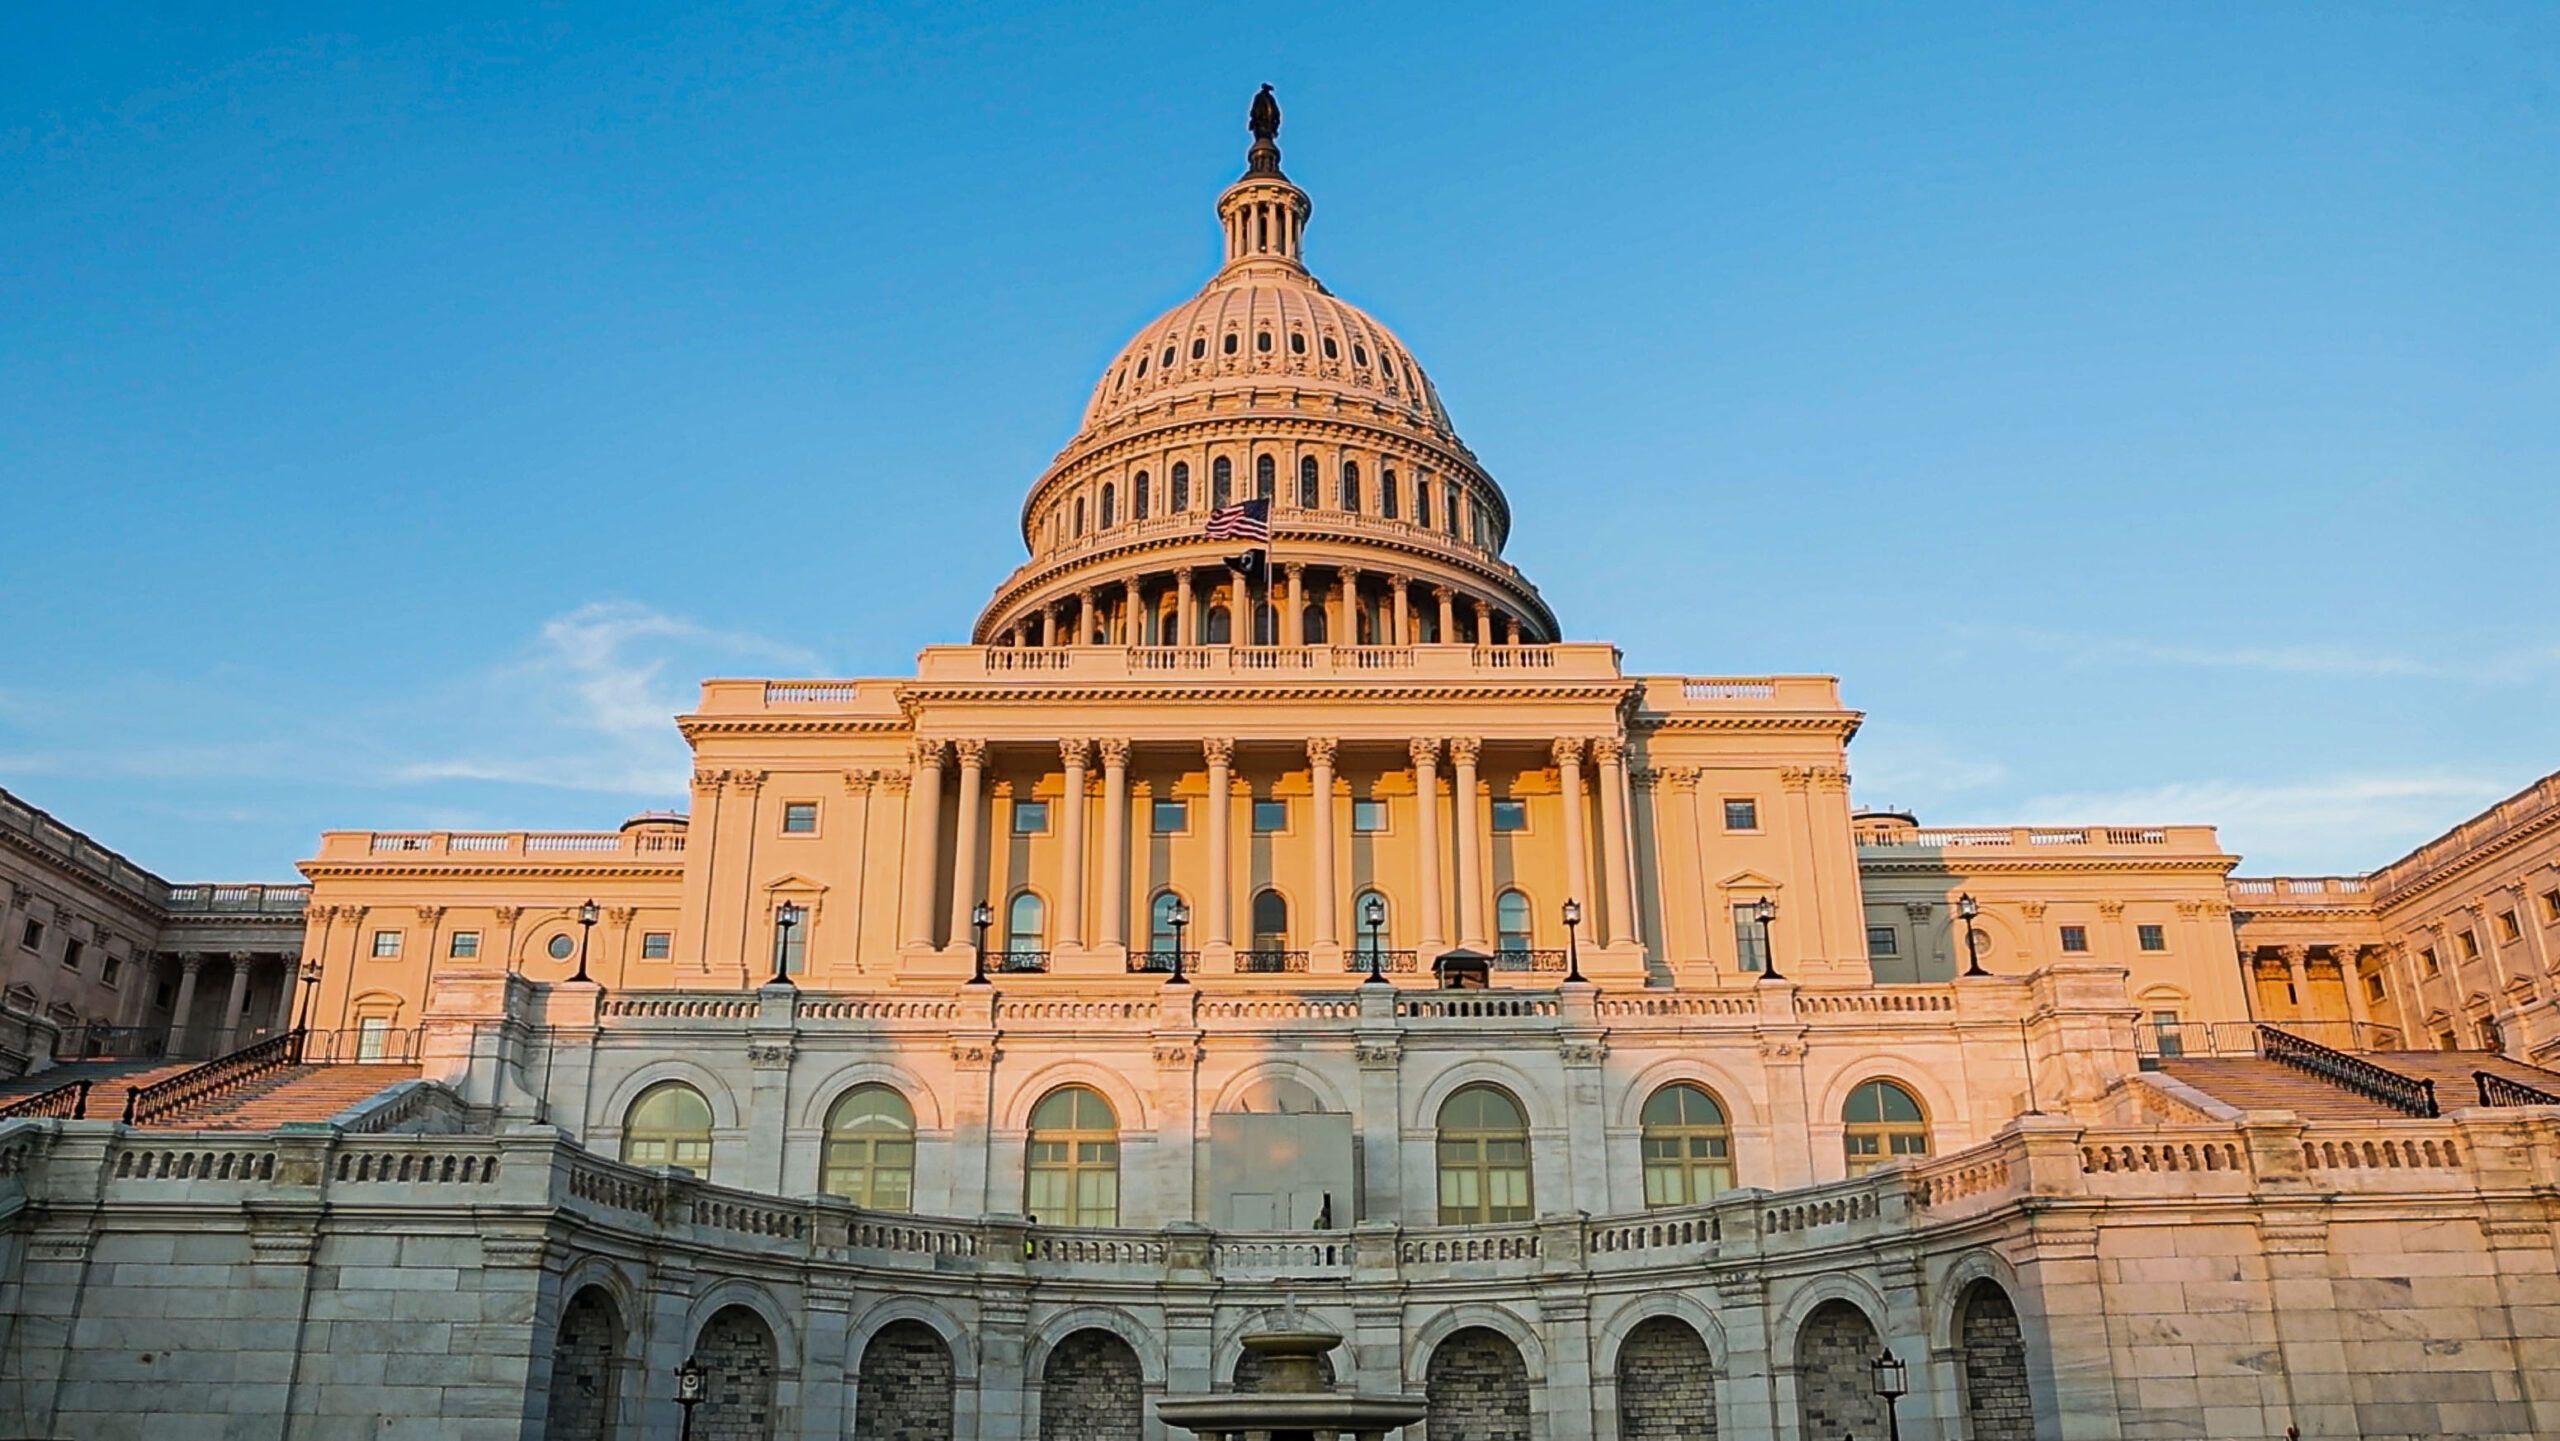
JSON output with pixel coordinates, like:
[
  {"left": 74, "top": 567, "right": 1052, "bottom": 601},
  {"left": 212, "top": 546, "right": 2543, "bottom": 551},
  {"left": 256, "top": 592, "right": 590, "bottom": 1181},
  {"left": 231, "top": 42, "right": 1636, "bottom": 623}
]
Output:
[
  {"left": 1612, "top": 1317, "right": 1714, "bottom": 1440},
  {"left": 698, "top": 1305, "right": 781, "bottom": 1441},
  {"left": 1037, "top": 1329, "right": 1143, "bottom": 1441},
  {"left": 1956, "top": 1282, "right": 2032, "bottom": 1441},
  {"left": 1793, "top": 1300, "right": 1886, "bottom": 1441},
  {"left": 1426, "top": 1328, "right": 1531, "bottom": 1441},
  {"left": 546, "top": 1285, "right": 621, "bottom": 1441},
  {"left": 855, "top": 1319, "right": 956, "bottom": 1441}
]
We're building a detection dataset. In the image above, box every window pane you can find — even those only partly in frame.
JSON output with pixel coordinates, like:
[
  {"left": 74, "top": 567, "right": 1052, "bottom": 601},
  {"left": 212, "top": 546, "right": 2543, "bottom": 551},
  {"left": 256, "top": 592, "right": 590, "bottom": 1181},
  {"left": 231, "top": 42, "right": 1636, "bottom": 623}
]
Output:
[
  {"left": 1866, "top": 926, "right": 1898, "bottom": 956},
  {"left": 1014, "top": 800, "right": 1050, "bottom": 834},
  {"left": 1352, "top": 800, "right": 1387, "bottom": 833},
  {"left": 782, "top": 802, "right": 818, "bottom": 833},
  {"left": 1252, "top": 799, "right": 1288, "bottom": 832},
  {"left": 1490, "top": 799, "right": 1528, "bottom": 833},
  {"left": 1153, "top": 799, "right": 1188, "bottom": 833},
  {"left": 1723, "top": 799, "right": 1757, "bottom": 830}
]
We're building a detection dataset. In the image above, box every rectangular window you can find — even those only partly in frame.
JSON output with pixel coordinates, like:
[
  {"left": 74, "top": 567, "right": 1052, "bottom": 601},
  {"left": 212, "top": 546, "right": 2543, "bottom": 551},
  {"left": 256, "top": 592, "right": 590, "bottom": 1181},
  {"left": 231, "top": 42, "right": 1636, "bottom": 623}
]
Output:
[
  {"left": 18, "top": 919, "right": 40, "bottom": 951},
  {"left": 774, "top": 916, "right": 807, "bottom": 975},
  {"left": 642, "top": 932, "right": 673, "bottom": 959},
  {"left": 2420, "top": 947, "right": 2441, "bottom": 976},
  {"left": 1351, "top": 798, "right": 1389, "bottom": 833},
  {"left": 371, "top": 931, "right": 403, "bottom": 959},
  {"left": 2437, "top": 1030, "right": 2459, "bottom": 1051},
  {"left": 1152, "top": 799, "right": 1189, "bottom": 834},
  {"left": 1732, "top": 905, "right": 1770, "bottom": 972},
  {"left": 1490, "top": 798, "right": 1528, "bottom": 833},
  {"left": 2457, "top": 930, "right": 2479, "bottom": 960},
  {"left": 1013, "top": 800, "right": 1050, "bottom": 835},
  {"left": 60, "top": 938, "right": 83, "bottom": 972},
  {"left": 2137, "top": 924, "right": 2166, "bottom": 952},
  {"left": 357, "top": 1017, "right": 390, "bottom": 1062},
  {"left": 1722, "top": 799, "right": 1759, "bottom": 831},
  {"left": 1252, "top": 799, "right": 1288, "bottom": 833},
  {"left": 781, "top": 801, "right": 819, "bottom": 834},
  {"left": 2497, "top": 910, "right": 2520, "bottom": 942},
  {"left": 100, "top": 953, "right": 121, "bottom": 987},
  {"left": 448, "top": 932, "right": 480, "bottom": 959},
  {"left": 2150, "top": 1011, "right": 2185, "bottom": 1057},
  {"left": 2059, "top": 925, "right": 2089, "bottom": 953},
  {"left": 2543, "top": 889, "right": 2560, "bottom": 923},
  {"left": 2364, "top": 972, "right": 2387, "bottom": 1002},
  {"left": 1866, "top": 926, "right": 1899, "bottom": 957}
]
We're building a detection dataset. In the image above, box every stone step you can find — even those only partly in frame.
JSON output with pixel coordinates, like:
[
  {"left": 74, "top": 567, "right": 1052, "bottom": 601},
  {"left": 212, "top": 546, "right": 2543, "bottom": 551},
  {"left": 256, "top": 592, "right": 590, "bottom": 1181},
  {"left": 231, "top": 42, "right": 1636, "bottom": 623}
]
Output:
[
  {"left": 162, "top": 1064, "right": 420, "bottom": 1129},
  {"left": 2153, "top": 1057, "right": 2412, "bottom": 1118}
]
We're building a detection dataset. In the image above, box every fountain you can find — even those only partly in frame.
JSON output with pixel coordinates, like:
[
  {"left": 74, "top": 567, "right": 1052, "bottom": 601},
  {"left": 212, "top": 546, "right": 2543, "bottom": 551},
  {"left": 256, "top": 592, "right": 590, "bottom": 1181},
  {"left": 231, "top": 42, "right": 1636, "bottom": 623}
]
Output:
[{"left": 1153, "top": 1325, "right": 1428, "bottom": 1441}]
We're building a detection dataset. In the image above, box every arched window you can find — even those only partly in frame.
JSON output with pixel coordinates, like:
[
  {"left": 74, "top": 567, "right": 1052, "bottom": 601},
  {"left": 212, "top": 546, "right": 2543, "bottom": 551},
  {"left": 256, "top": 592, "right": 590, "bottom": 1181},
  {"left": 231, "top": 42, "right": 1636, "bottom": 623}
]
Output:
[
  {"left": 1025, "top": 1086, "right": 1119, "bottom": 1226},
  {"left": 1192, "top": 337, "right": 1207, "bottom": 360},
  {"left": 1437, "top": 1085, "right": 1531, "bottom": 1223},
  {"left": 1251, "top": 889, "right": 1290, "bottom": 953},
  {"left": 1297, "top": 455, "right": 1320, "bottom": 508},
  {"left": 1212, "top": 457, "right": 1233, "bottom": 508},
  {"left": 1222, "top": 331, "right": 1239, "bottom": 355},
  {"left": 1641, "top": 1083, "right": 1733, "bottom": 1206},
  {"left": 1380, "top": 467, "right": 1399, "bottom": 518},
  {"left": 1339, "top": 460, "right": 1361, "bottom": 512},
  {"left": 1161, "top": 344, "right": 1176, "bottom": 369},
  {"left": 1445, "top": 482, "right": 1462, "bottom": 535},
  {"left": 1073, "top": 496, "right": 1085, "bottom": 536},
  {"left": 1289, "top": 330, "right": 1306, "bottom": 354},
  {"left": 1256, "top": 329, "right": 1273, "bottom": 352},
  {"left": 1353, "top": 342, "right": 1369, "bottom": 367},
  {"left": 1150, "top": 891, "right": 1188, "bottom": 957},
  {"left": 1255, "top": 454, "right": 1276, "bottom": 501},
  {"left": 822, "top": 1084, "right": 916, "bottom": 1209},
  {"left": 1352, "top": 889, "right": 1392, "bottom": 956},
  {"left": 622, "top": 1082, "right": 712, "bottom": 1173},
  {"left": 1842, "top": 1080, "right": 1929, "bottom": 1176},
  {"left": 1302, "top": 604, "right": 1327, "bottom": 643},
  {"left": 1171, "top": 461, "right": 1191, "bottom": 512},
  {"left": 1099, "top": 482, "right": 1116, "bottom": 529},
  {"left": 1495, "top": 889, "right": 1533, "bottom": 954},
  {"left": 1415, "top": 479, "right": 1432, "bottom": 529},
  {"left": 1322, "top": 335, "right": 1339, "bottom": 360},
  {"left": 1006, "top": 892, "right": 1045, "bottom": 958},
  {"left": 1133, "top": 470, "right": 1151, "bottom": 520}
]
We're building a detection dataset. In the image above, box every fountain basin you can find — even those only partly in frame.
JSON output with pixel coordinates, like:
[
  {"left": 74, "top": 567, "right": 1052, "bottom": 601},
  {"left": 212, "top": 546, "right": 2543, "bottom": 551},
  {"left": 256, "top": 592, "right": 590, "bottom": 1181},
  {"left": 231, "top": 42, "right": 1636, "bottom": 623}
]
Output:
[{"left": 1153, "top": 1327, "right": 1428, "bottom": 1441}]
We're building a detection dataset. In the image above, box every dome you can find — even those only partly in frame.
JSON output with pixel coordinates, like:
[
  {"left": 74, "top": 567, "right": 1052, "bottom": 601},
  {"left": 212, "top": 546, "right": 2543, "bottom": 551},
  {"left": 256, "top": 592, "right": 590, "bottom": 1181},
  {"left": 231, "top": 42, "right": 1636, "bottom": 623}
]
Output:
[{"left": 975, "top": 91, "right": 1556, "bottom": 648}]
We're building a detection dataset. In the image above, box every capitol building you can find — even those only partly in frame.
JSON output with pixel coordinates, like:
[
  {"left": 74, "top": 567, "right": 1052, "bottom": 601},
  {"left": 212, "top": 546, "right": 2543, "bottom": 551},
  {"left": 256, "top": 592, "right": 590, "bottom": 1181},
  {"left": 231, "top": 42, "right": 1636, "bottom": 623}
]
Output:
[{"left": 4, "top": 96, "right": 2559, "bottom": 1441}]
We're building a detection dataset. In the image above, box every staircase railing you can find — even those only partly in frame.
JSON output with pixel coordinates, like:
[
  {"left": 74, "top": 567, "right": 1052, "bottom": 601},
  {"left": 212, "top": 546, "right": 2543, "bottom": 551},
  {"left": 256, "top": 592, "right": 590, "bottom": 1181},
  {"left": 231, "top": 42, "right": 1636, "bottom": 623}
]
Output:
[
  {"left": 121, "top": 1030, "right": 302, "bottom": 1126},
  {"left": 2476, "top": 1070, "right": 2560, "bottom": 1108},
  {"left": 2257, "top": 1025, "right": 2438, "bottom": 1118},
  {"left": 0, "top": 1078, "right": 91, "bottom": 1121}
]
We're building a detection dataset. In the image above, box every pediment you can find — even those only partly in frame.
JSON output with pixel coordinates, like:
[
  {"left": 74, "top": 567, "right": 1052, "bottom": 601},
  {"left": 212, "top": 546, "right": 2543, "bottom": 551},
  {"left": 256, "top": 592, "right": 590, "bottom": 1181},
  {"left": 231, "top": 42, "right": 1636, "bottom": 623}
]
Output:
[
  {"left": 761, "top": 873, "right": 830, "bottom": 895},
  {"left": 1715, "top": 869, "right": 1783, "bottom": 892}
]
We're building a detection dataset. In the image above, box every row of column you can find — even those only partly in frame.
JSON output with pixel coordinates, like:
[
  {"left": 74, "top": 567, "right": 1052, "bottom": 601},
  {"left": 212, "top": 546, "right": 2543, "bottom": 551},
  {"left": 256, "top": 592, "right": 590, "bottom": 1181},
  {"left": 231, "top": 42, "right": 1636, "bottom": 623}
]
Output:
[
  {"left": 996, "top": 565, "right": 1533, "bottom": 649},
  {"left": 897, "top": 735, "right": 1641, "bottom": 960},
  {"left": 159, "top": 951, "right": 301, "bottom": 1058}
]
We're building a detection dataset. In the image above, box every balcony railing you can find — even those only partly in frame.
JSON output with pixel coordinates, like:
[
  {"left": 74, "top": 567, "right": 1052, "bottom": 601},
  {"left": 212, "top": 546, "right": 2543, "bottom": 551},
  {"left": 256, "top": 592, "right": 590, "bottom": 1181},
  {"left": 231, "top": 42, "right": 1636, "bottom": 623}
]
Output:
[
  {"left": 162, "top": 883, "right": 312, "bottom": 915},
  {"left": 1126, "top": 950, "right": 1196, "bottom": 974},
  {"left": 2476, "top": 1071, "right": 2560, "bottom": 1108},
  {"left": 1491, "top": 948, "right": 1571, "bottom": 973},
  {"left": 1341, "top": 949, "right": 1419, "bottom": 973},
  {"left": 1234, "top": 949, "right": 1309, "bottom": 974},
  {"left": 987, "top": 950, "right": 1050, "bottom": 975}
]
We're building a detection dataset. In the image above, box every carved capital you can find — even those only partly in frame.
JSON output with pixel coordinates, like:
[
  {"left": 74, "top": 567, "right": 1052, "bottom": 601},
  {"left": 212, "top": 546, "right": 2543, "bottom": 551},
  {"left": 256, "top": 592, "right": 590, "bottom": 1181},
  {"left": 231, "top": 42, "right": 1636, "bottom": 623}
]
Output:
[
  {"left": 1904, "top": 902, "right": 1935, "bottom": 920},
  {"left": 1408, "top": 736, "right": 1442, "bottom": 769},
  {"left": 729, "top": 769, "right": 766, "bottom": 796},
  {"left": 953, "top": 738, "right": 988, "bottom": 768},
  {"left": 881, "top": 771, "right": 913, "bottom": 797},
  {"left": 1097, "top": 737, "right": 1132, "bottom": 769},
  {"left": 494, "top": 906, "right": 524, "bottom": 925},
  {"left": 1306, "top": 737, "right": 1339, "bottom": 769},
  {"left": 2175, "top": 901, "right": 2203, "bottom": 918},
  {"left": 1280, "top": 562, "right": 1305, "bottom": 581},
  {"left": 606, "top": 907, "right": 638, "bottom": 926},
  {"left": 178, "top": 953, "right": 206, "bottom": 974},
  {"left": 1591, "top": 736, "right": 1625, "bottom": 765},
  {"left": 2020, "top": 902, "right": 2047, "bottom": 920},
  {"left": 1202, "top": 737, "right": 1235, "bottom": 768},
  {"left": 1549, "top": 736, "right": 1585, "bottom": 768},
  {"left": 691, "top": 768, "right": 722, "bottom": 793},
  {"left": 1059, "top": 737, "right": 1093, "bottom": 770},
  {"left": 414, "top": 907, "right": 444, "bottom": 925},
  {"left": 2098, "top": 901, "right": 2126, "bottom": 919},
  {"left": 1389, "top": 575, "right": 1409, "bottom": 596},
  {"left": 1447, "top": 736, "right": 1481, "bottom": 766},
  {"left": 912, "top": 738, "right": 949, "bottom": 770},
  {"left": 1779, "top": 767, "right": 1817, "bottom": 790},
  {"left": 842, "top": 769, "right": 877, "bottom": 795},
  {"left": 1630, "top": 767, "right": 1659, "bottom": 791}
]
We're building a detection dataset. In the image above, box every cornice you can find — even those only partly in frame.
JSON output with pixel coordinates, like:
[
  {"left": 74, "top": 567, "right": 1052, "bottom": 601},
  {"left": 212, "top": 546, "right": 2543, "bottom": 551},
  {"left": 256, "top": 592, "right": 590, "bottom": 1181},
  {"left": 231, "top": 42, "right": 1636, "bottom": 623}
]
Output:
[
  {"left": 2369, "top": 799, "right": 2560, "bottom": 911},
  {"left": 895, "top": 680, "right": 1639, "bottom": 708},
  {"left": 1636, "top": 714, "right": 1864, "bottom": 739},
  {"left": 678, "top": 717, "right": 912, "bottom": 741},
  {"left": 1859, "top": 855, "right": 2241, "bottom": 878},
  {"left": 301, "top": 862, "right": 686, "bottom": 883}
]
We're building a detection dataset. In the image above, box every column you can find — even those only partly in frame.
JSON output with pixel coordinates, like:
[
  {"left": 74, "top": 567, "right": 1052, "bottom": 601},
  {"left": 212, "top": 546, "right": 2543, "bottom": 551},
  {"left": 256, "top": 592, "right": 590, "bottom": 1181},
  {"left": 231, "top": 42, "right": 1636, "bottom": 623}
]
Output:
[
  {"left": 1282, "top": 563, "right": 1305, "bottom": 646},
  {"left": 1097, "top": 738, "right": 1131, "bottom": 954},
  {"left": 900, "top": 740, "right": 947, "bottom": 950},
  {"left": 1204, "top": 739, "right": 1234, "bottom": 951},
  {"left": 1077, "top": 588, "right": 1096, "bottom": 645},
  {"left": 1472, "top": 596, "right": 1491, "bottom": 645},
  {"left": 1435, "top": 587, "right": 1456, "bottom": 644},
  {"left": 1058, "top": 739, "right": 1091, "bottom": 951},
  {"left": 1593, "top": 738, "right": 1634, "bottom": 948},
  {"left": 1308, "top": 738, "right": 1340, "bottom": 951},
  {"left": 271, "top": 956, "right": 302, "bottom": 1034},
  {"left": 1411, "top": 738, "right": 1447, "bottom": 952},
  {"left": 1040, "top": 605, "right": 1056, "bottom": 647},
  {"left": 1176, "top": 569, "right": 1195, "bottom": 647},
  {"left": 218, "top": 954, "right": 254, "bottom": 1050},
  {"left": 1553, "top": 738, "right": 1592, "bottom": 923},
  {"left": 167, "top": 953, "right": 206, "bottom": 1058},
  {"left": 2281, "top": 946, "right": 2310, "bottom": 1022},
  {"left": 946, "top": 739, "right": 988, "bottom": 950},
  {"left": 1450, "top": 737, "right": 1487, "bottom": 950},
  {"left": 2338, "top": 944, "right": 2373, "bottom": 1034},
  {"left": 1123, "top": 577, "right": 1143, "bottom": 645},
  {"left": 1390, "top": 577, "right": 1410, "bottom": 645},
  {"left": 1335, "top": 567, "right": 1358, "bottom": 644}
]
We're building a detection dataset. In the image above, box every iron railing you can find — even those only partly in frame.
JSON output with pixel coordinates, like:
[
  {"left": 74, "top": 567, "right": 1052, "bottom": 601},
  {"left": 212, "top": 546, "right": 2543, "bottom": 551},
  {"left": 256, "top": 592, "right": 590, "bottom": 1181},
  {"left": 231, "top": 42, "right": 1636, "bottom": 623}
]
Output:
[
  {"left": 2258, "top": 1025, "right": 2438, "bottom": 1118},
  {"left": 1126, "top": 950, "right": 1196, "bottom": 974},
  {"left": 2476, "top": 1070, "right": 2560, "bottom": 1108},
  {"left": 294, "top": 1027, "right": 424, "bottom": 1065},
  {"left": 53, "top": 1025, "right": 170, "bottom": 1061},
  {"left": 0, "top": 1078, "right": 91, "bottom": 1121},
  {"left": 1234, "top": 949, "right": 1309, "bottom": 974},
  {"left": 122, "top": 1030, "right": 303, "bottom": 1125},
  {"left": 1341, "top": 949, "right": 1419, "bottom": 973},
  {"left": 986, "top": 950, "right": 1050, "bottom": 974},
  {"left": 1491, "top": 948, "right": 1571, "bottom": 973}
]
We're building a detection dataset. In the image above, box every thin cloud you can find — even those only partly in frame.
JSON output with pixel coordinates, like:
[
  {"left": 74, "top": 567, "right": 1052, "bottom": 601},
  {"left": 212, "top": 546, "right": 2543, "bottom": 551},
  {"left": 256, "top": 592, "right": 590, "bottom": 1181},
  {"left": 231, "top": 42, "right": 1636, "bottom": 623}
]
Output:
[
  {"left": 1985, "top": 628, "right": 2560, "bottom": 683},
  {"left": 2008, "top": 773, "right": 2512, "bottom": 875}
]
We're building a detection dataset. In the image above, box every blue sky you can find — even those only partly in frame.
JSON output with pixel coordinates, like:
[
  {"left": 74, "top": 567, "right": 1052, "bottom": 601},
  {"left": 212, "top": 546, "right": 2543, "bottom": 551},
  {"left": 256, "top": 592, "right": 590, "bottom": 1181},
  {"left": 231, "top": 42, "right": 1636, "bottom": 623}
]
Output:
[{"left": 4, "top": 3, "right": 2554, "bottom": 881}]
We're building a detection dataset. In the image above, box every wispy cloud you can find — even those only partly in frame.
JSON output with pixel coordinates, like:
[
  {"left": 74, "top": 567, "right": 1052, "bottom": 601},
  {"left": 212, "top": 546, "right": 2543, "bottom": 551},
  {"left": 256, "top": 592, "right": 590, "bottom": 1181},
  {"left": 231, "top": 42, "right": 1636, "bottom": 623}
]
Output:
[
  {"left": 2009, "top": 772, "right": 2514, "bottom": 874},
  {"left": 1985, "top": 628, "right": 2560, "bottom": 683}
]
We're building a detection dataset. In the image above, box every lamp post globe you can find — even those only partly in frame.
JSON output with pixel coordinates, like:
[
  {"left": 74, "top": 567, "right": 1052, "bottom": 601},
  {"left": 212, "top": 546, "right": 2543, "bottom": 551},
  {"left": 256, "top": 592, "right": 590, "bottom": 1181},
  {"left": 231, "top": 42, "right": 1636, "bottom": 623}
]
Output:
[
  {"left": 770, "top": 902, "right": 802, "bottom": 988},
  {"left": 969, "top": 900, "right": 993, "bottom": 986},
  {"left": 573, "top": 898, "right": 599, "bottom": 984},
  {"left": 1360, "top": 893, "right": 1388, "bottom": 984},
  {"left": 1871, "top": 1349, "right": 1908, "bottom": 1441},
  {"left": 1957, "top": 892, "right": 1988, "bottom": 977},
  {"left": 1561, "top": 898, "right": 1584, "bottom": 983},
  {"left": 1166, "top": 898, "right": 1191, "bottom": 985},
  {"left": 1752, "top": 897, "right": 1783, "bottom": 981}
]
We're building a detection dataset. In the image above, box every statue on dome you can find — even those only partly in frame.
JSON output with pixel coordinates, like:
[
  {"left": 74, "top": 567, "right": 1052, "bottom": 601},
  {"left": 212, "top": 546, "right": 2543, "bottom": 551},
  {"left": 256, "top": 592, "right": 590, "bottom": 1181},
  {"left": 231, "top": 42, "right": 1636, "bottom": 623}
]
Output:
[{"left": 1249, "top": 84, "right": 1281, "bottom": 143}]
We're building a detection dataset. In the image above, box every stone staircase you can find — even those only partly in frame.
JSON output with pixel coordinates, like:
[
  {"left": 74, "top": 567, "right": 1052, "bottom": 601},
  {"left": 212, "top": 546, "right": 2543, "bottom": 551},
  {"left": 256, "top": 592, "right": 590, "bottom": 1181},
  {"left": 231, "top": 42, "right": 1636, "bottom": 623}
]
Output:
[
  {"left": 2155, "top": 1057, "right": 2411, "bottom": 1118},
  {"left": 164, "top": 1064, "right": 420, "bottom": 1129},
  {"left": 0, "top": 1060, "right": 194, "bottom": 1122},
  {"left": 2369, "top": 1049, "right": 2560, "bottom": 1105}
]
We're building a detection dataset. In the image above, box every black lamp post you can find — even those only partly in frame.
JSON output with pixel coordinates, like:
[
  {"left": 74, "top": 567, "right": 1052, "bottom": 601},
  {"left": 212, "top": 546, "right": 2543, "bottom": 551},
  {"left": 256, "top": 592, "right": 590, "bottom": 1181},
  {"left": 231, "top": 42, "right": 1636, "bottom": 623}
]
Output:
[
  {"left": 1872, "top": 1348, "right": 1908, "bottom": 1441},
  {"left": 573, "top": 898, "right": 599, "bottom": 984},
  {"left": 1561, "top": 898, "right": 1585, "bottom": 984},
  {"left": 1957, "top": 892, "right": 1988, "bottom": 977},
  {"left": 1753, "top": 897, "right": 1783, "bottom": 981},
  {"left": 1166, "top": 898, "right": 1191, "bottom": 985},
  {"left": 1361, "top": 893, "right": 1388, "bottom": 984},
  {"left": 968, "top": 900, "right": 993, "bottom": 985},
  {"left": 293, "top": 958, "right": 323, "bottom": 1062},
  {"left": 674, "top": 1355, "right": 706, "bottom": 1441},
  {"left": 770, "top": 901, "right": 801, "bottom": 987}
]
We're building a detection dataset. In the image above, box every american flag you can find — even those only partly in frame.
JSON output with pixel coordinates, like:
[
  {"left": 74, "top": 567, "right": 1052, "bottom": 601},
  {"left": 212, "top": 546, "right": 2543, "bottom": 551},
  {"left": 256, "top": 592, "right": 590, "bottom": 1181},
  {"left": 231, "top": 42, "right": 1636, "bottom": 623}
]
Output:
[{"left": 1204, "top": 496, "right": 1270, "bottom": 542}]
